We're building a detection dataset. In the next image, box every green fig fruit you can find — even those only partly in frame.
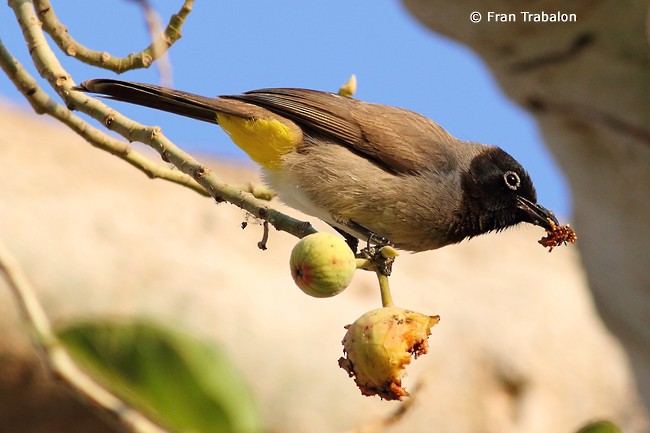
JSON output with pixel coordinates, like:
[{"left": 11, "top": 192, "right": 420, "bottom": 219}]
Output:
[{"left": 289, "top": 232, "right": 356, "bottom": 298}]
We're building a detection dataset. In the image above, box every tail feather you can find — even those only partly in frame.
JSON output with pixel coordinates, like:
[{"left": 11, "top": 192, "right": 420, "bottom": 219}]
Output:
[{"left": 75, "top": 79, "right": 225, "bottom": 124}]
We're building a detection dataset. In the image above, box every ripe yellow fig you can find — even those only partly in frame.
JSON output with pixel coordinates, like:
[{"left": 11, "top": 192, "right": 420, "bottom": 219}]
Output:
[
  {"left": 339, "top": 307, "right": 440, "bottom": 400},
  {"left": 289, "top": 232, "right": 357, "bottom": 298}
]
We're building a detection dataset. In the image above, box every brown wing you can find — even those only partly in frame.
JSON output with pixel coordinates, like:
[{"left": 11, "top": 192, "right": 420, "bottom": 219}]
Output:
[{"left": 221, "top": 88, "right": 459, "bottom": 174}]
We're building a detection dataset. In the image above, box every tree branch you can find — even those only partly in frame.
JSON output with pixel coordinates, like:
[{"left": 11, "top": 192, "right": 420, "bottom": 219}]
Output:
[
  {"left": 7, "top": 0, "right": 316, "bottom": 241},
  {"left": 0, "top": 38, "right": 210, "bottom": 196},
  {"left": 33, "top": 0, "right": 193, "bottom": 73},
  {"left": 80, "top": 105, "right": 316, "bottom": 239},
  {"left": 130, "top": 0, "right": 174, "bottom": 86}
]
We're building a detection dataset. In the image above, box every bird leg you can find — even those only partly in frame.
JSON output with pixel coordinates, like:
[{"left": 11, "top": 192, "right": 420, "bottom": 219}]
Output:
[
  {"left": 360, "top": 243, "right": 396, "bottom": 276},
  {"left": 332, "top": 226, "right": 359, "bottom": 253},
  {"left": 338, "top": 220, "right": 395, "bottom": 276}
]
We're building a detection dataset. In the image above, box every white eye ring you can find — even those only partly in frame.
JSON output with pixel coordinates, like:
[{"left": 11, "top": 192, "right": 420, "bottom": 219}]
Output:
[{"left": 503, "top": 171, "right": 521, "bottom": 190}]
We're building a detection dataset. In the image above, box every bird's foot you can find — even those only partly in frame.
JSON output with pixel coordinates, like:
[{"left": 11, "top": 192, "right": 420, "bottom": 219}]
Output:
[
  {"left": 332, "top": 226, "right": 360, "bottom": 253},
  {"left": 333, "top": 220, "right": 397, "bottom": 276},
  {"left": 358, "top": 237, "right": 397, "bottom": 277}
]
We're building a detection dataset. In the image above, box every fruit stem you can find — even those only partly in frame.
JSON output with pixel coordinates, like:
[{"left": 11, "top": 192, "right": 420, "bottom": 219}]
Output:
[
  {"left": 355, "top": 258, "right": 395, "bottom": 307},
  {"left": 377, "top": 272, "right": 394, "bottom": 307},
  {"left": 355, "top": 258, "right": 374, "bottom": 271}
]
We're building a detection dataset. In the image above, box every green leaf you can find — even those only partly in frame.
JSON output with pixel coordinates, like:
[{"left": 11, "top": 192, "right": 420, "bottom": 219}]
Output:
[
  {"left": 57, "top": 319, "right": 264, "bottom": 433},
  {"left": 576, "top": 420, "right": 623, "bottom": 433}
]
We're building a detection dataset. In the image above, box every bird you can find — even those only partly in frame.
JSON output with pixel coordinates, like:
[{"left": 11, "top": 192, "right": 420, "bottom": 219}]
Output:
[{"left": 74, "top": 79, "right": 560, "bottom": 253}]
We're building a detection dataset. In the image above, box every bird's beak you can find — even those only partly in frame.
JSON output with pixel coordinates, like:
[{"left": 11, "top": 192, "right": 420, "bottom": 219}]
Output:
[{"left": 516, "top": 196, "right": 559, "bottom": 231}]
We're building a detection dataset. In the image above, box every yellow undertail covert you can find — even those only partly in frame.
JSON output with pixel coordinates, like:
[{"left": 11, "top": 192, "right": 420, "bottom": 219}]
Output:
[{"left": 216, "top": 113, "right": 302, "bottom": 170}]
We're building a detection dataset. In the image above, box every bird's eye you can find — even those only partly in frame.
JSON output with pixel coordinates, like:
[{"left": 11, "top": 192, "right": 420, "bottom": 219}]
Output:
[{"left": 503, "top": 171, "right": 520, "bottom": 190}]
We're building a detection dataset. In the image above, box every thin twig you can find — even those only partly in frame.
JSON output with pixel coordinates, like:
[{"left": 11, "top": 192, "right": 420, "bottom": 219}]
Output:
[
  {"left": 33, "top": 0, "right": 193, "bottom": 73},
  {"left": 0, "top": 238, "right": 170, "bottom": 433},
  {"left": 257, "top": 220, "right": 270, "bottom": 250},
  {"left": 131, "top": 0, "right": 174, "bottom": 86}
]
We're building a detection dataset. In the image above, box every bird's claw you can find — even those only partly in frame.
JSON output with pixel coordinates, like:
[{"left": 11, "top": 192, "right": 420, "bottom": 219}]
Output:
[{"left": 358, "top": 237, "right": 396, "bottom": 276}]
